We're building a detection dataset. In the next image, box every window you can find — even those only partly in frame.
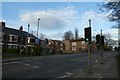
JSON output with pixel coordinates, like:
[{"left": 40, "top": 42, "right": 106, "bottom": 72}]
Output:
[
  {"left": 72, "top": 42, "right": 76, "bottom": 46},
  {"left": 8, "top": 34, "right": 18, "bottom": 42}
]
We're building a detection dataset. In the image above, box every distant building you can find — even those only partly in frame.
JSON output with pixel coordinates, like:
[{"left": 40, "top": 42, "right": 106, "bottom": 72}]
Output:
[
  {"left": 1, "top": 22, "right": 39, "bottom": 49},
  {"left": 63, "top": 38, "right": 97, "bottom": 53},
  {"left": 47, "top": 39, "right": 64, "bottom": 53}
]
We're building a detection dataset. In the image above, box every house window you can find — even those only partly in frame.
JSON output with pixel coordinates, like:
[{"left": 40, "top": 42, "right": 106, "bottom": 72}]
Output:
[
  {"left": 82, "top": 41, "right": 85, "bottom": 45},
  {"left": 72, "top": 42, "right": 76, "bottom": 46},
  {"left": 60, "top": 43, "right": 63, "bottom": 46},
  {"left": 72, "top": 47, "right": 76, "bottom": 51},
  {"left": 8, "top": 34, "right": 18, "bottom": 42}
]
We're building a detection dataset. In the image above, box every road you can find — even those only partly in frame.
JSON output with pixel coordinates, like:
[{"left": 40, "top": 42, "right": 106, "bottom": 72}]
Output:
[{"left": 2, "top": 51, "right": 118, "bottom": 78}]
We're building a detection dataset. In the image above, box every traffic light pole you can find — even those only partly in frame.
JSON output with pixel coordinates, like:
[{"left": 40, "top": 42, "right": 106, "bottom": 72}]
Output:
[
  {"left": 100, "top": 29, "right": 103, "bottom": 64},
  {"left": 19, "top": 45, "right": 22, "bottom": 61},
  {"left": 88, "top": 43, "right": 92, "bottom": 73},
  {"left": 88, "top": 19, "right": 92, "bottom": 73}
]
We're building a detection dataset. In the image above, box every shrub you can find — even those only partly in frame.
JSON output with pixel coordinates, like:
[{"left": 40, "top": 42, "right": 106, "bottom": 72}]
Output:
[
  {"left": 33, "top": 46, "right": 44, "bottom": 56},
  {"left": 2, "top": 48, "right": 18, "bottom": 53}
]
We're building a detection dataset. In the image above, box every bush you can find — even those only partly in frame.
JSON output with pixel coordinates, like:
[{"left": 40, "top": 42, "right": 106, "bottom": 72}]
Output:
[
  {"left": 115, "top": 53, "right": 120, "bottom": 60},
  {"left": 115, "top": 53, "right": 120, "bottom": 78},
  {"left": 2, "top": 49, "right": 19, "bottom": 58},
  {"left": 33, "top": 46, "right": 44, "bottom": 56},
  {"left": 2, "top": 48, "right": 18, "bottom": 53}
]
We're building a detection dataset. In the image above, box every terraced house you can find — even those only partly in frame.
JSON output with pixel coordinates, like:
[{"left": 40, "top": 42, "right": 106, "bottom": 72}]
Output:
[
  {"left": 1, "top": 22, "right": 39, "bottom": 49},
  {"left": 63, "top": 39, "right": 97, "bottom": 53}
]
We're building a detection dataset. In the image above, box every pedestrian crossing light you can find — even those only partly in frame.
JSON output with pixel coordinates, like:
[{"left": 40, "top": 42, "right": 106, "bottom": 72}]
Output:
[{"left": 84, "top": 27, "right": 91, "bottom": 42}]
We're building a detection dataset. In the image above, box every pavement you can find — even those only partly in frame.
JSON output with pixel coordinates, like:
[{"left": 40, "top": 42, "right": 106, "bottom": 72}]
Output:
[
  {"left": 69, "top": 51, "right": 119, "bottom": 79},
  {"left": 2, "top": 58, "right": 19, "bottom": 63}
]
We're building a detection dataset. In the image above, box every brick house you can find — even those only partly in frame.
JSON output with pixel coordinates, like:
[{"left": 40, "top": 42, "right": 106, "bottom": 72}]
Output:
[
  {"left": 1, "top": 22, "right": 39, "bottom": 49},
  {"left": 47, "top": 39, "right": 64, "bottom": 53},
  {"left": 63, "top": 40, "right": 71, "bottom": 52},
  {"left": 63, "top": 38, "right": 97, "bottom": 53}
]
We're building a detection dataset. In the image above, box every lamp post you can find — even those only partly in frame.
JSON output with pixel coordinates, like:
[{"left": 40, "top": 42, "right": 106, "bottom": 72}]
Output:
[
  {"left": 88, "top": 19, "right": 92, "bottom": 73},
  {"left": 37, "top": 18, "right": 40, "bottom": 38},
  {"left": 100, "top": 29, "right": 103, "bottom": 64},
  {"left": 26, "top": 24, "right": 30, "bottom": 55}
]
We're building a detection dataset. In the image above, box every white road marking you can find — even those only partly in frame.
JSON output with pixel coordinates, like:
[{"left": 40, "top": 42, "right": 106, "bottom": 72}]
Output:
[
  {"left": 3, "top": 61, "right": 18, "bottom": 65},
  {"left": 71, "top": 58, "right": 81, "bottom": 61},
  {"left": 59, "top": 75, "right": 71, "bottom": 78},
  {"left": 59, "top": 72, "right": 73, "bottom": 78},
  {"left": 65, "top": 72, "right": 72, "bottom": 75},
  {"left": 19, "top": 62, "right": 39, "bottom": 68},
  {"left": 98, "top": 76, "right": 103, "bottom": 80}
]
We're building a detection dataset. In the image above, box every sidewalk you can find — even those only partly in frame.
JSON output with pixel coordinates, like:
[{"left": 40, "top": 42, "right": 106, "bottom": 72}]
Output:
[
  {"left": 70, "top": 53, "right": 118, "bottom": 79},
  {"left": 2, "top": 58, "right": 19, "bottom": 63}
]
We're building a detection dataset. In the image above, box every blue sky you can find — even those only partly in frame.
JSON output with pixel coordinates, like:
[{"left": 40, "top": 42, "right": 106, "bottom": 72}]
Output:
[{"left": 2, "top": 2, "right": 118, "bottom": 40}]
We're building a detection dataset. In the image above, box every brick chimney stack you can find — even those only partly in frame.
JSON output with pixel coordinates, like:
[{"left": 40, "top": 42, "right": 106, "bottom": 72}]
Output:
[
  {"left": 0, "top": 22, "right": 5, "bottom": 27},
  {"left": 19, "top": 26, "right": 23, "bottom": 31}
]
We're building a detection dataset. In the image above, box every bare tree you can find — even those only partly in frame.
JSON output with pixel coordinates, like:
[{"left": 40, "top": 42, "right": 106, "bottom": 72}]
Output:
[
  {"left": 39, "top": 33, "right": 46, "bottom": 39},
  {"left": 74, "top": 28, "right": 79, "bottom": 40},
  {"left": 104, "top": 33, "right": 111, "bottom": 45},
  {"left": 100, "top": 1, "right": 120, "bottom": 45},
  {"left": 63, "top": 30, "right": 74, "bottom": 40}
]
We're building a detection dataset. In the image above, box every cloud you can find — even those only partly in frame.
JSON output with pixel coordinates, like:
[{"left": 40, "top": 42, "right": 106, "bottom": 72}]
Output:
[
  {"left": 19, "top": 6, "right": 77, "bottom": 31},
  {"left": 46, "top": 32, "right": 63, "bottom": 40},
  {"left": 80, "top": 10, "right": 109, "bottom": 28},
  {"left": 103, "top": 29, "right": 118, "bottom": 40}
]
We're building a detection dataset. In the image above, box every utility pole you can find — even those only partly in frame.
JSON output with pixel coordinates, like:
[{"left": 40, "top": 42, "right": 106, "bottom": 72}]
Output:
[
  {"left": 26, "top": 24, "right": 30, "bottom": 55},
  {"left": 88, "top": 19, "right": 92, "bottom": 73},
  {"left": 100, "top": 29, "right": 103, "bottom": 64},
  {"left": 37, "top": 18, "right": 40, "bottom": 38}
]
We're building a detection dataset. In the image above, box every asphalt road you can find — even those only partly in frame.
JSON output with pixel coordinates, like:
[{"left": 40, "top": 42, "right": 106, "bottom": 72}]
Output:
[{"left": 2, "top": 51, "right": 118, "bottom": 78}]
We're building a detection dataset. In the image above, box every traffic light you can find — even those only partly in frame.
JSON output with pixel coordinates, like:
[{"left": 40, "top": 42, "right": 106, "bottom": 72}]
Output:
[
  {"left": 96, "top": 34, "right": 100, "bottom": 44},
  {"left": 101, "top": 36, "right": 104, "bottom": 45},
  {"left": 96, "top": 34, "right": 104, "bottom": 45},
  {"left": 84, "top": 27, "right": 91, "bottom": 42}
]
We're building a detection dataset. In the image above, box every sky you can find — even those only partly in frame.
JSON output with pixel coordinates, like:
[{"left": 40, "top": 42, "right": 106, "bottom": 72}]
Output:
[{"left": 1, "top": 2, "right": 119, "bottom": 40}]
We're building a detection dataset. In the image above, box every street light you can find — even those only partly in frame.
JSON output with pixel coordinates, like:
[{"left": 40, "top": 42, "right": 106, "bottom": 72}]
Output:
[
  {"left": 100, "top": 29, "right": 103, "bottom": 64},
  {"left": 37, "top": 18, "right": 40, "bottom": 38}
]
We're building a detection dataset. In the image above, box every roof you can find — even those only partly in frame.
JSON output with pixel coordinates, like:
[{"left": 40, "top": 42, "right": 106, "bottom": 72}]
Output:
[
  {"left": 2, "top": 27, "right": 37, "bottom": 39},
  {"left": 63, "top": 38, "right": 85, "bottom": 42}
]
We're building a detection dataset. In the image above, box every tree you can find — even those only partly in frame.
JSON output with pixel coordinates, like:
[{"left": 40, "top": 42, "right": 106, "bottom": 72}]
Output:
[
  {"left": 104, "top": 33, "right": 111, "bottom": 46},
  {"left": 39, "top": 33, "right": 46, "bottom": 39},
  {"left": 74, "top": 28, "right": 79, "bottom": 40},
  {"left": 63, "top": 30, "right": 74, "bottom": 40},
  {"left": 100, "top": 1, "right": 120, "bottom": 46}
]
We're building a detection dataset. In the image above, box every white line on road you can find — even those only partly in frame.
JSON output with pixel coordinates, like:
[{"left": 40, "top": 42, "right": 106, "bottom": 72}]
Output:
[
  {"left": 3, "top": 61, "right": 18, "bottom": 65},
  {"left": 80, "top": 69, "right": 83, "bottom": 71},
  {"left": 59, "top": 72, "right": 73, "bottom": 78},
  {"left": 19, "top": 62, "right": 39, "bottom": 69}
]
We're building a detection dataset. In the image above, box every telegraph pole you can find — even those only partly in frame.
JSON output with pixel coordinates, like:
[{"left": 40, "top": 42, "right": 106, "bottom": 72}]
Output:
[
  {"left": 37, "top": 18, "right": 40, "bottom": 38},
  {"left": 26, "top": 24, "right": 30, "bottom": 55},
  {"left": 100, "top": 29, "right": 103, "bottom": 64},
  {"left": 88, "top": 19, "right": 92, "bottom": 73}
]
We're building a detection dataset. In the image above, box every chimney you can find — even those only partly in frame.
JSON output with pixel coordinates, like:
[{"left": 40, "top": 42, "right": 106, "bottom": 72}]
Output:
[
  {"left": 0, "top": 22, "right": 5, "bottom": 27},
  {"left": 19, "top": 26, "right": 23, "bottom": 31}
]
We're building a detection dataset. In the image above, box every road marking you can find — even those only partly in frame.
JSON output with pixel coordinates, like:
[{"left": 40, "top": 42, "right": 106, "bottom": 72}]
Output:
[
  {"left": 71, "top": 58, "right": 81, "bottom": 61},
  {"left": 3, "top": 61, "right": 18, "bottom": 65},
  {"left": 59, "top": 72, "right": 73, "bottom": 78},
  {"left": 65, "top": 72, "right": 72, "bottom": 75},
  {"left": 98, "top": 76, "right": 103, "bottom": 80},
  {"left": 19, "top": 62, "right": 39, "bottom": 69},
  {"left": 59, "top": 75, "right": 71, "bottom": 78},
  {"left": 80, "top": 69, "right": 83, "bottom": 71}
]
